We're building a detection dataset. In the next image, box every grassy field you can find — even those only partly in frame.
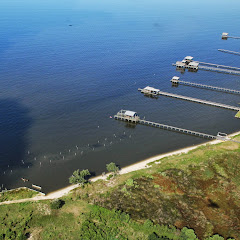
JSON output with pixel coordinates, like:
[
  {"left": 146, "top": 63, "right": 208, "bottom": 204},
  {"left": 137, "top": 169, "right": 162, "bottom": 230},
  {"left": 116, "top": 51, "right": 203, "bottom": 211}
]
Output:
[
  {"left": 0, "top": 188, "right": 39, "bottom": 202},
  {"left": 0, "top": 198, "right": 196, "bottom": 239},
  {"left": 0, "top": 135, "right": 240, "bottom": 239},
  {"left": 73, "top": 135, "right": 240, "bottom": 239}
]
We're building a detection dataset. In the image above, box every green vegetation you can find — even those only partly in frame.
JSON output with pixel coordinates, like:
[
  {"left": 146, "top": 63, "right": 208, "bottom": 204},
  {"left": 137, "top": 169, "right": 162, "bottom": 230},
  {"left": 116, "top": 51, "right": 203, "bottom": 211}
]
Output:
[
  {"left": 235, "top": 111, "right": 240, "bottom": 118},
  {"left": 106, "top": 162, "right": 119, "bottom": 175},
  {"left": 50, "top": 199, "right": 65, "bottom": 209},
  {"left": 73, "top": 135, "right": 240, "bottom": 239},
  {"left": 0, "top": 188, "right": 39, "bottom": 202},
  {"left": 69, "top": 169, "right": 91, "bottom": 185},
  {"left": 1, "top": 135, "right": 240, "bottom": 239}
]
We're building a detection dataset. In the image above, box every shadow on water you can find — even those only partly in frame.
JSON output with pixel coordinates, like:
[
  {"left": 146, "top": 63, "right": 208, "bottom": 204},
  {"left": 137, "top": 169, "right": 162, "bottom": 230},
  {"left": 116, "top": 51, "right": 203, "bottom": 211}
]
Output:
[
  {"left": 124, "top": 123, "right": 137, "bottom": 129},
  {"left": 0, "top": 99, "right": 32, "bottom": 171}
]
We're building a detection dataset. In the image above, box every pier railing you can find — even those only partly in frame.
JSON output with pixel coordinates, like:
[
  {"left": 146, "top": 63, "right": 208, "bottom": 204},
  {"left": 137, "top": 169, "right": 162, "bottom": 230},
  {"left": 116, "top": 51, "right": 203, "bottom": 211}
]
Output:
[
  {"left": 138, "top": 88, "right": 240, "bottom": 112},
  {"left": 171, "top": 79, "right": 240, "bottom": 95}
]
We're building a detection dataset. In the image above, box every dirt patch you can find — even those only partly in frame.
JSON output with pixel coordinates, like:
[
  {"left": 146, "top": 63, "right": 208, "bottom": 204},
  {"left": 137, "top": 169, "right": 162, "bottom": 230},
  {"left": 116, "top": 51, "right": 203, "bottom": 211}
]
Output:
[
  {"left": 29, "top": 227, "right": 43, "bottom": 240},
  {"left": 220, "top": 142, "right": 239, "bottom": 150},
  {"left": 61, "top": 204, "right": 86, "bottom": 217}
]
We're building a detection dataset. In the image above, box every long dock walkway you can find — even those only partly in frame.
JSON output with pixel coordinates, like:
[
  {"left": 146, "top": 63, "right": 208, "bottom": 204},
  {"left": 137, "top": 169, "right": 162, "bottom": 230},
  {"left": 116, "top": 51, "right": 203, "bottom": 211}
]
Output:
[
  {"left": 228, "top": 36, "right": 240, "bottom": 39},
  {"left": 218, "top": 49, "right": 240, "bottom": 56},
  {"left": 196, "top": 61, "right": 240, "bottom": 71},
  {"left": 114, "top": 114, "right": 216, "bottom": 139},
  {"left": 114, "top": 113, "right": 231, "bottom": 141},
  {"left": 198, "top": 65, "right": 240, "bottom": 75},
  {"left": 139, "top": 119, "right": 217, "bottom": 139},
  {"left": 172, "top": 79, "right": 240, "bottom": 95},
  {"left": 138, "top": 88, "right": 240, "bottom": 111}
]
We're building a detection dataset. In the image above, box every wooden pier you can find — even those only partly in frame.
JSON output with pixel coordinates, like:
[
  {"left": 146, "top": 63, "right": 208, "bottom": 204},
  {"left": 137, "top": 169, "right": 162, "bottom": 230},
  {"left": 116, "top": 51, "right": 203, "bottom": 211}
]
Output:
[
  {"left": 170, "top": 77, "right": 240, "bottom": 95},
  {"left": 138, "top": 88, "right": 240, "bottom": 112},
  {"left": 173, "top": 55, "right": 240, "bottom": 75},
  {"left": 218, "top": 49, "right": 240, "bottom": 56},
  {"left": 221, "top": 32, "right": 240, "bottom": 40},
  {"left": 198, "top": 65, "right": 240, "bottom": 75},
  {"left": 196, "top": 61, "right": 240, "bottom": 71},
  {"left": 114, "top": 110, "right": 231, "bottom": 141}
]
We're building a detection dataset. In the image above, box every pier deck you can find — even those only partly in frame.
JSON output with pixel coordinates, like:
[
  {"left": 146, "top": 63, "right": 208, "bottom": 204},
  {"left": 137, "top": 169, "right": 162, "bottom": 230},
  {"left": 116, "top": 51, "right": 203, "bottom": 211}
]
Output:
[
  {"left": 198, "top": 65, "right": 240, "bottom": 75},
  {"left": 218, "top": 49, "right": 240, "bottom": 56},
  {"left": 114, "top": 113, "right": 229, "bottom": 141},
  {"left": 172, "top": 63, "right": 240, "bottom": 75},
  {"left": 171, "top": 79, "right": 240, "bottom": 95},
  {"left": 228, "top": 36, "right": 240, "bottom": 39},
  {"left": 138, "top": 88, "right": 240, "bottom": 111},
  {"left": 196, "top": 61, "right": 240, "bottom": 71},
  {"left": 139, "top": 119, "right": 217, "bottom": 139}
]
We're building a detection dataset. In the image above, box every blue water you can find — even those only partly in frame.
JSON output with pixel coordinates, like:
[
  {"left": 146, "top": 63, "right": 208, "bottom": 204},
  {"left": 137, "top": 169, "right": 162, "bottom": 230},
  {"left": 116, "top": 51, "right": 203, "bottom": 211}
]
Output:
[{"left": 0, "top": 0, "right": 240, "bottom": 193}]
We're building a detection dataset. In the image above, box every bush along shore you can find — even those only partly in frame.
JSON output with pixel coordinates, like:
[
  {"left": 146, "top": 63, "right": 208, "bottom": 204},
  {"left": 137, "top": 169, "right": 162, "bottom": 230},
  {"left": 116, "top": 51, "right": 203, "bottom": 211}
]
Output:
[{"left": 1, "top": 134, "right": 240, "bottom": 239}]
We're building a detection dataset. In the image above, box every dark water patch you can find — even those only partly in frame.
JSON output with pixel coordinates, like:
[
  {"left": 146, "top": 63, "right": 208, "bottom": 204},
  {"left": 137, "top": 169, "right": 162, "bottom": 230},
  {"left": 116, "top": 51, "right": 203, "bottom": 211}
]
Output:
[
  {"left": 0, "top": 0, "right": 240, "bottom": 193},
  {"left": 0, "top": 99, "right": 32, "bottom": 170}
]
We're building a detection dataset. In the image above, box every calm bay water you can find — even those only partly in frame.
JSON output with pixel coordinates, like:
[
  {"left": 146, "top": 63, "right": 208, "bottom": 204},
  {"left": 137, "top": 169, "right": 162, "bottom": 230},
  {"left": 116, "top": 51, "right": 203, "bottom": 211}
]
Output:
[{"left": 0, "top": 0, "right": 240, "bottom": 193}]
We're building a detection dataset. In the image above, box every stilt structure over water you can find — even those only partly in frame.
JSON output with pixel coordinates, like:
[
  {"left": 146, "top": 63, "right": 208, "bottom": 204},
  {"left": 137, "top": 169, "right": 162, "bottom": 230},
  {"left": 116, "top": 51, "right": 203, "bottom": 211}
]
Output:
[
  {"left": 138, "top": 86, "right": 240, "bottom": 117},
  {"left": 221, "top": 32, "right": 240, "bottom": 40},
  {"left": 173, "top": 56, "right": 240, "bottom": 75},
  {"left": 114, "top": 110, "right": 237, "bottom": 142},
  {"left": 170, "top": 76, "right": 240, "bottom": 95}
]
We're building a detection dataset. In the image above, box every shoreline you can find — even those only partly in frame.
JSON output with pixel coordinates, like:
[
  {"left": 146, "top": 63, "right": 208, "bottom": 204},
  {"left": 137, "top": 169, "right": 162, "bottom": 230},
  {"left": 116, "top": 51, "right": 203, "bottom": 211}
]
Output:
[
  {"left": 40, "top": 130, "right": 240, "bottom": 199},
  {"left": 1, "top": 130, "right": 240, "bottom": 205}
]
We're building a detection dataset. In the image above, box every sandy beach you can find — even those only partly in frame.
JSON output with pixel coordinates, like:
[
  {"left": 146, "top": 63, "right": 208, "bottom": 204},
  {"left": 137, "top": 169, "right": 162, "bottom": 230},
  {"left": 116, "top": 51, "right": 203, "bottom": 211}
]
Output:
[{"left": 1, "top": 130, "right": 239, "bottom": 206}]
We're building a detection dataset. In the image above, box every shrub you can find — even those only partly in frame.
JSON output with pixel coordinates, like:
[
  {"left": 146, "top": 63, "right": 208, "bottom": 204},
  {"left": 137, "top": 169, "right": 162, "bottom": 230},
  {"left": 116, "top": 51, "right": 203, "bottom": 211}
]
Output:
[
  {"left": 144, "top": 219, "right": 154, "bottom": 228},
  {"left": 106, "top": 162, "right": 119, "bottom": 174},
  {"left": 126, "top": 178, "right": 134, "bottom": 186},
  {"left": 107, "top": 174, "right": 113, "bottom": 180},
  {"left": 69, "top": 169, "right": 91, "bottom": 185},
  {"left": 180, "top": 227, "right": 197, "bottom": 239},
  {"left": 148, "top": 232, "right": 159, "bottom": 240},
  {"left": 50, "top": 199, "right": 65, "bottom": 210}
]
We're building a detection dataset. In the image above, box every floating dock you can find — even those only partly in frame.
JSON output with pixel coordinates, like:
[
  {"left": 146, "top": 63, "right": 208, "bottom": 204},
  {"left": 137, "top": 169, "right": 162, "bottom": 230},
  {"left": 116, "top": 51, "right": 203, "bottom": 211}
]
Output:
[
  {"left": 138, "top": 87, "right": 240, "bottom": 112},
  {"left": 218, "top": 49, "right": 240, "bottom": 56},
  {"left": 170, "top": 76, "right": 240, "bottom": 95},
  {"left": 173, "top": 56, "right": 240, "bottom": 75},
  {"left": 114, "top": 110, "right": 232, "bottom": 141}
]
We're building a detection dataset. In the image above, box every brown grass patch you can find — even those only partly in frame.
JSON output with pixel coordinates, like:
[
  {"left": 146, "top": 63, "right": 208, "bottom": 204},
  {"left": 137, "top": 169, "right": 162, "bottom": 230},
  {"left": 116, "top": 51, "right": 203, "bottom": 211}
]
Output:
[
  {"left": 219, "top": 142, "right": 239, "bottom": 150},
  {"left": 153, "top": 174, "right": 184, "bottom": 195}
]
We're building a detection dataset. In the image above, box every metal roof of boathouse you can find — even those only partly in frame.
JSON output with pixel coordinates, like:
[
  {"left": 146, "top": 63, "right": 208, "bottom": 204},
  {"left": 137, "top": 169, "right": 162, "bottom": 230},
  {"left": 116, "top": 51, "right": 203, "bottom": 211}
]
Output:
[{"left": 125, "top": 110, "right": 137, "bottom": 117}]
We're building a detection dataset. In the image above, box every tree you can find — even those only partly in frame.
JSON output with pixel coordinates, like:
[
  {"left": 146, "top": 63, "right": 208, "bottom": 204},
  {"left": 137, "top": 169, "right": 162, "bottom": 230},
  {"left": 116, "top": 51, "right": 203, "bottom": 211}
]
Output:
[
  {"left": 69, "top": 169, "right": 91, "bottom": 185},
  {"left": 180, "top": 227, "right": 197, "bottom": 240},
  {"left": 106, "top": 162, "right": 119, "bottom": 174},
  {"left": 50, "top": 199, "right": 65, "bottom": 209}
]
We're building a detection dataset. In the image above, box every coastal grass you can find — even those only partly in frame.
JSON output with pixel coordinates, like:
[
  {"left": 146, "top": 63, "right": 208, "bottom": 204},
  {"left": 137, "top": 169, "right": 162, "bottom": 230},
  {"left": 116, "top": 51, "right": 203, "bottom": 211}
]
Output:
[
  {"left": 0, "top": 135, "right": 240, "bottom": 239},
  {"left": 0, "top": 198, "right": 185, "bottom": 240},
  {"left": 75, "top": 136, "right": 240, "bottom": 239},
  {"left": 0, "top": 188, "right": 39, "bottom": 202}
]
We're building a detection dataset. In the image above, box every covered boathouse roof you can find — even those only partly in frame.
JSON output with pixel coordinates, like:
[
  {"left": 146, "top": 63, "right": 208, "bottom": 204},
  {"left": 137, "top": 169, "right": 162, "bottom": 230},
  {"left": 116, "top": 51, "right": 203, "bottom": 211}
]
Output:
[
  {"left": 184, "top": 56, "right": 194, "bottom": 61},
  {"left": 125, "top": 110, "right": 137, "bottom": 117},
  {"left": 143, "top": 86, "right": 160, "bottom": 92},
  {"left": 188, "top": 61, "right": 199, "bottom": 67}
]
